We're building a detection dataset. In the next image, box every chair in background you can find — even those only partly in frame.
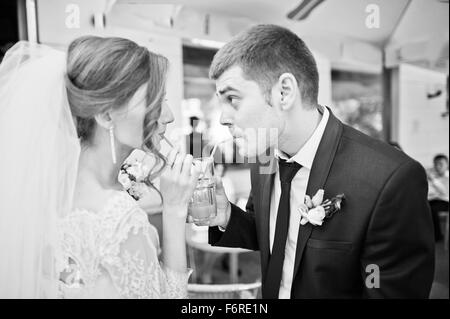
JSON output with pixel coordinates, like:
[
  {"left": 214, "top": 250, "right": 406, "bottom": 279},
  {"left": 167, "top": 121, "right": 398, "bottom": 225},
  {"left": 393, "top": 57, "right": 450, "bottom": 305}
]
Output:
[
  {"left": 186, "top": 224, "right": 251, "bottom": 284},
  {"left": 188, "top": 282, "right": 261, "bottom": 299}
]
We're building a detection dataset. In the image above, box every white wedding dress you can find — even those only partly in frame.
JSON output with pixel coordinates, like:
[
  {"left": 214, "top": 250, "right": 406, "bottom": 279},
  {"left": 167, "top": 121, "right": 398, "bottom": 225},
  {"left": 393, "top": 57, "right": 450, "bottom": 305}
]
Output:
[{"left": 57, "top": 191, "right": 190, "bottom": 299}]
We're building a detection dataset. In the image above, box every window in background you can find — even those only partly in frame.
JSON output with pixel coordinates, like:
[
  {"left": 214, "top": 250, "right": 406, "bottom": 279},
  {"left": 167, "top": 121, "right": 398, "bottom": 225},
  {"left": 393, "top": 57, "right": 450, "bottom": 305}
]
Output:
[{"left": 331, "top": 70, "right": 383, "bottom": 140}]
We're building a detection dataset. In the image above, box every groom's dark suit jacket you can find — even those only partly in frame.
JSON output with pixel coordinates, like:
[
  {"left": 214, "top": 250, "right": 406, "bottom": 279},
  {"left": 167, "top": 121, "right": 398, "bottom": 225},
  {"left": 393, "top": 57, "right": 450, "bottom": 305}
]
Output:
[{"left": 209, "top": 109, "right": 435, "bottom": 298}]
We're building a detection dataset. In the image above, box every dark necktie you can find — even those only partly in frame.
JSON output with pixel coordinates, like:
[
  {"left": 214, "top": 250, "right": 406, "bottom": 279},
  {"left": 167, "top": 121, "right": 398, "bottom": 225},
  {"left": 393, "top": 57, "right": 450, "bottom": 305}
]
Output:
[{"left": 263, "top": 159, "right": 302, "bottom": 299}]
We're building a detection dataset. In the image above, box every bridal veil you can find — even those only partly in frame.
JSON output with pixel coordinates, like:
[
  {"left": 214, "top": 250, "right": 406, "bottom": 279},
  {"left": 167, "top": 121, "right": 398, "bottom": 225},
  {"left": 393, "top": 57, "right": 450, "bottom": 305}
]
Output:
[{"left": 0, "top": 42, "right": 80, "bottom": 298}]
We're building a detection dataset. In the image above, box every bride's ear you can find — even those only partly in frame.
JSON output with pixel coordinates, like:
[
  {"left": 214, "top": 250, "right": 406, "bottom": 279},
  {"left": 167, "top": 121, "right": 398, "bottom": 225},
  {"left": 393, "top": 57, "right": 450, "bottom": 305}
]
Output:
[{"left": 94, "top": 111, "right": 113, "bottom": 129}]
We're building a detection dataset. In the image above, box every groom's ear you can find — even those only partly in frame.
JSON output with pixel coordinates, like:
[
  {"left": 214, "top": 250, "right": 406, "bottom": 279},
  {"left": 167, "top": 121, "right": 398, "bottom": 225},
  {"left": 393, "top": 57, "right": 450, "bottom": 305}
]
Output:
[
  {"left": 94, "top": 111, "right": 113, "bottom": 130},
  {"left": 277, "top": 73, "right": 298, "bottom": 111}
]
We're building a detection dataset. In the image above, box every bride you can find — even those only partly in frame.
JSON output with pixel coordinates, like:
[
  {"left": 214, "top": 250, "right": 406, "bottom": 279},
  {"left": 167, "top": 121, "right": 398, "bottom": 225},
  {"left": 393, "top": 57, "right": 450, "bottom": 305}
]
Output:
[{"left": 0, "top": 36, "right": 200, "bottom": 298}]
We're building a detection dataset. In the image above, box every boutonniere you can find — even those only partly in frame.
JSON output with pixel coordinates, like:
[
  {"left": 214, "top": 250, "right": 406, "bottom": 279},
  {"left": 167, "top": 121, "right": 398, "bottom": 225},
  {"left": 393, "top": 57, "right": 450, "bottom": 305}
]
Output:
[
  {"left": 298, "top": 189, "right": 345, "bottom": 226},
  {"left": 118, "top": 149, "right": 154, "bottom": 200}
]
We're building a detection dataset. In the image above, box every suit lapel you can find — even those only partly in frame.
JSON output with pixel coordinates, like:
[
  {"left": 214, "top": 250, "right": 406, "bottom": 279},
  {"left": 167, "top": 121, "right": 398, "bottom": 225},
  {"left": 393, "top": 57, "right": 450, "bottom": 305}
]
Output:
[{"left": 291, "top": 108, "right": 344, "bottom": 284}]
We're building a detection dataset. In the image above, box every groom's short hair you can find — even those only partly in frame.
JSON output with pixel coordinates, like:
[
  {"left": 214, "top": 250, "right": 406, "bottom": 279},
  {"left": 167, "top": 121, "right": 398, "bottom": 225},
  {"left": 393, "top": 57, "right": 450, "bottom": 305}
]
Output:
[{"left": 209, "top": 24, "right": 319, "bottom": 106}]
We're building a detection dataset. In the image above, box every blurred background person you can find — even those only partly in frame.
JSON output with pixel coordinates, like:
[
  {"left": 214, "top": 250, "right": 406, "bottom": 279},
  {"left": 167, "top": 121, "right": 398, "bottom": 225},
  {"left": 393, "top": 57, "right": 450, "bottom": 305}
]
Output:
[{"left": 428, "top": 154, "right": 449, "bottom": 241}]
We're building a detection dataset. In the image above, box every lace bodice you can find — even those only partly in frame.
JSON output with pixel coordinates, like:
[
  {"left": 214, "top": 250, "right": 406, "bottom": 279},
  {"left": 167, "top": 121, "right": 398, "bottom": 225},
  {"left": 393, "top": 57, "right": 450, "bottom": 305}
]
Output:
[{"left": 57, "top": 191, "right": 190, "bottom": 299}]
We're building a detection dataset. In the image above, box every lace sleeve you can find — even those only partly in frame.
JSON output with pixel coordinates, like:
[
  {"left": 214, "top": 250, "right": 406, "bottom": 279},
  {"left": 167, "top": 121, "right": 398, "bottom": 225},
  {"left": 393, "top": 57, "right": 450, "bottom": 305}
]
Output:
[{"left": 102, "top": 211, "right": 191, "bottom": 299}]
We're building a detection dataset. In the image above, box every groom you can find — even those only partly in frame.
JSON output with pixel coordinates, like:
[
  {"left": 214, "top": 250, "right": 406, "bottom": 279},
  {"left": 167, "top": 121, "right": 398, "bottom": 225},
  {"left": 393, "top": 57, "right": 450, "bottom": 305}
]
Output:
[{"left": 206, "top": 24, "right": 435, "bottom": 298}]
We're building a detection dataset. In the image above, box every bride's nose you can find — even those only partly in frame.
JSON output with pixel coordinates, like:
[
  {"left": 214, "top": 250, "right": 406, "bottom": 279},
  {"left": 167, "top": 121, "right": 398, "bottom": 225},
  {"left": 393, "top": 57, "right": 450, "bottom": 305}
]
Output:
[{"left": 160, "top": 102, "right": 175, "bottom": 125}]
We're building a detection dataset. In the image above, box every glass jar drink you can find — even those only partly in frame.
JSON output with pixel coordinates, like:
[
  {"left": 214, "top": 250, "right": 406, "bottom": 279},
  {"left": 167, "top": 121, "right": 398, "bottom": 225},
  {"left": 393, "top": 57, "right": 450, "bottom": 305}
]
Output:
[{"left": 188, "top": 157, "right": 217, "bottom": 224}]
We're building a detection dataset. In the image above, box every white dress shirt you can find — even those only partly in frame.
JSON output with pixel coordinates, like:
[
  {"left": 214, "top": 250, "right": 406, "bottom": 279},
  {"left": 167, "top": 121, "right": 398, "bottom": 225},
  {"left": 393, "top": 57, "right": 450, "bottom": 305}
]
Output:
[{"left": 270, "top": 107, "right": 329, "bottom": 298}]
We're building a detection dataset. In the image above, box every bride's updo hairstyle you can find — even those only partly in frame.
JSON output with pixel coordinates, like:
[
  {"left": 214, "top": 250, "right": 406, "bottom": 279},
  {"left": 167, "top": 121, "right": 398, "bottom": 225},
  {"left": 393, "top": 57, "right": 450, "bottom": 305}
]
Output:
[{"left": 65, "top": 36, "right": 168, "bottom": 183}]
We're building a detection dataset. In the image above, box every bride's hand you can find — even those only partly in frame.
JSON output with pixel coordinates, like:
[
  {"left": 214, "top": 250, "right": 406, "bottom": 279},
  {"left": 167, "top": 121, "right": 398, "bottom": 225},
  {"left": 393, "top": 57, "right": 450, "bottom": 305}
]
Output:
[{"left": 159, "top": 147, "right": 200, "bottom": 220}]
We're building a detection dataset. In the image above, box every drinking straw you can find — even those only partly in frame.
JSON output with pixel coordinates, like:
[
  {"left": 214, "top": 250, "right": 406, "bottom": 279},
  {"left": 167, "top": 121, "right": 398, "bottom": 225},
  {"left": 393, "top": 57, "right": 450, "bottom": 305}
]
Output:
[
  {"left": 208, "top": 137, "right": 234, "bottom": 160},
  {"left": 162, "top": 135, "right": 174, "bottom": 149}
]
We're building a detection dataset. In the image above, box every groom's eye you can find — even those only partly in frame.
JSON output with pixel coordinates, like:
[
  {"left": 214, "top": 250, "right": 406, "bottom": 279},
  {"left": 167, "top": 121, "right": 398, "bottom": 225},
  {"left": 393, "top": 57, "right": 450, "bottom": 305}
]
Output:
[{"left": 226, "top": 95, "right": 240, "bottom": 108}]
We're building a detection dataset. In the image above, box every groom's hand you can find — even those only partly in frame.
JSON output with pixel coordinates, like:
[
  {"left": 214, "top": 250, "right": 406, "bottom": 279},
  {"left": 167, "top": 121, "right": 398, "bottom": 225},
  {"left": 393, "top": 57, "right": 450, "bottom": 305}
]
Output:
[{"left": 189, "top": 177, "right": 231, "bottom": 228}]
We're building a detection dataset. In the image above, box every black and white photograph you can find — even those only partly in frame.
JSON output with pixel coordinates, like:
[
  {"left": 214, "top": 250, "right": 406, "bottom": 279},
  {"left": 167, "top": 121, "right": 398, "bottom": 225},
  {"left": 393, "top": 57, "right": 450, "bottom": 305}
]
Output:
[{"left": 0, "top": 0, "right": 448, "bottom": 306}]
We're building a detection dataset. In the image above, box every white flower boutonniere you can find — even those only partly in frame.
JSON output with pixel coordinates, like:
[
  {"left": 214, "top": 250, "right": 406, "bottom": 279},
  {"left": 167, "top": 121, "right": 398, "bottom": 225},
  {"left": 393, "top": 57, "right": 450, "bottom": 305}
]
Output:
[{"left": 298, "top": 189, "right": 345, "bottom": 226}]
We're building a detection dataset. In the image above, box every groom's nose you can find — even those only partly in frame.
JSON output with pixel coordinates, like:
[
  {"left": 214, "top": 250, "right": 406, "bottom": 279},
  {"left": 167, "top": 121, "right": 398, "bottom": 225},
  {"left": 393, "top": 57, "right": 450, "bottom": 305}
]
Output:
[{"left": 220, "top": 107, "right": 234, "bottom": 127}]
